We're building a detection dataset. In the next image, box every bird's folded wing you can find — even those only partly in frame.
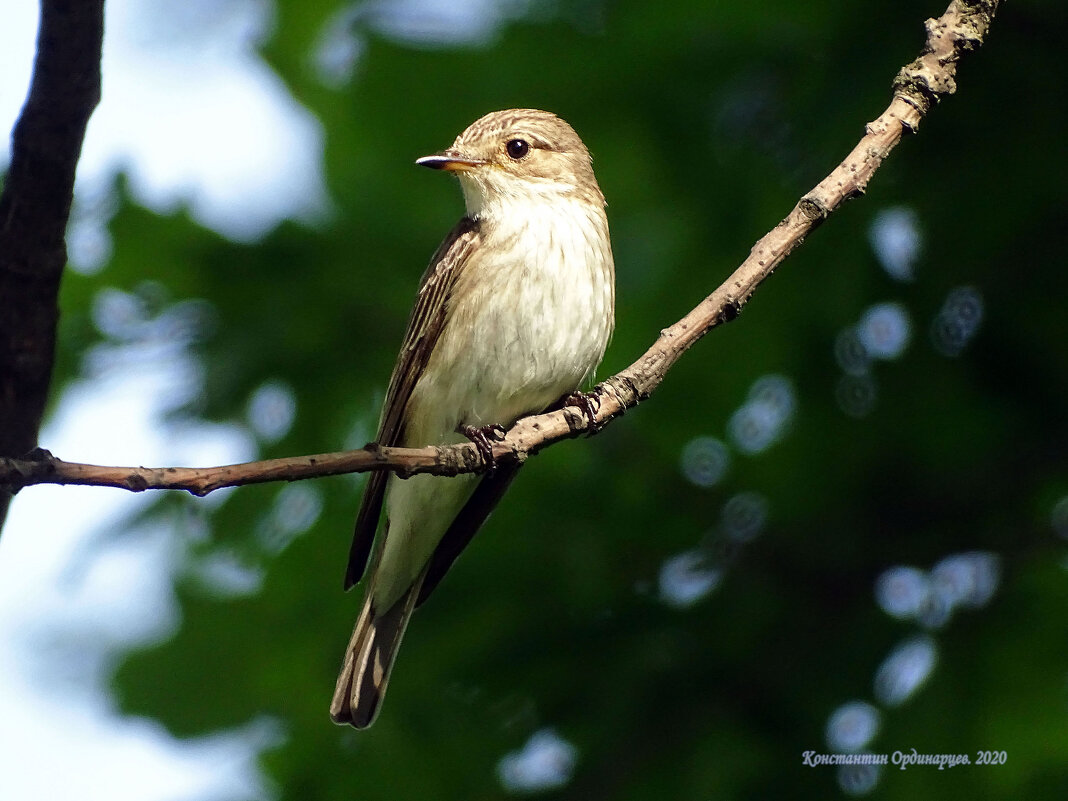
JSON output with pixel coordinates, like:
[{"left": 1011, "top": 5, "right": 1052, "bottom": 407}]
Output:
[
  {"left": 417, "top": 462, "right": 520, "bottom": 605},
  {"left": 344, "top": 217, "right": 482, "bottom": 590}
]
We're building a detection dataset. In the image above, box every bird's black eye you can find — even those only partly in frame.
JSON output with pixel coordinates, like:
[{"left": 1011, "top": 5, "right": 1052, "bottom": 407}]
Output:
[{"left": 505, "top": 138, "right": 530, "bottom": 160}]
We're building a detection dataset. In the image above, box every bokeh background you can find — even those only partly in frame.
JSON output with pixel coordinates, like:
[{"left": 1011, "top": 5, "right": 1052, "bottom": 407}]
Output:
[{"left": 2, "top": 0, "right": 1066, "bottom": 798}]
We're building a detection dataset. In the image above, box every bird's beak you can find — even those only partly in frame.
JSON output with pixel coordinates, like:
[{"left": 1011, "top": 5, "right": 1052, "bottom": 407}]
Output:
[{"left": 415, "top": 152, "right": 485, "bottom": 172}]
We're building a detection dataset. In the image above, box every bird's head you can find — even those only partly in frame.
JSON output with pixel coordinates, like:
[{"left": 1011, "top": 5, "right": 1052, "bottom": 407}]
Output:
[{"left": 416, "top": 108, "right": 604, "bottom": 218}]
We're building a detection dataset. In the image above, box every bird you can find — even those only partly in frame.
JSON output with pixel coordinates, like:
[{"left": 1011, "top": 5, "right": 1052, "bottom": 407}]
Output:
[{"left": 330, "top": 109, "right": 615, "bottom": 728}]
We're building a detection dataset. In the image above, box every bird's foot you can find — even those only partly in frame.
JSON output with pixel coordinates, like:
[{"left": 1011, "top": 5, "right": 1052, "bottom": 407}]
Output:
[
  {"left": 459, "top": 423, "right": 507, "bottom": 475},
  {"left": 563, "top": 390, "right": 601, "bottom": 435}
]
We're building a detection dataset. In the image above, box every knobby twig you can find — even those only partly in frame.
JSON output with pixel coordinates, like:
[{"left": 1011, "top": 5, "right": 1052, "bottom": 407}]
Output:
[
  {"left": 0, "top": 1, "right": 106, "bottom": 528},
  {"left": 0, "top": 0, "right": 1000, "bottom": 499}
]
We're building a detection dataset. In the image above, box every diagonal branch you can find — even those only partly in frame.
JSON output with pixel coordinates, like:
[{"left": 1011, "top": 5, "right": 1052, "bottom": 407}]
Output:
[
  {"left": 0, "top": 0, "right": 1000, "bottom": 499},
  {"left": 0, "top": 0, "right": 106, "bottom": 529}
]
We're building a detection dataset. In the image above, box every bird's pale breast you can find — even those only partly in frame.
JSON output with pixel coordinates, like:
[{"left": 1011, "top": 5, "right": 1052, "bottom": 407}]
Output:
[
  {"left": 416, "top": 194, "right": 614, "bottom": 440},
  {"left": 374, "top": 194, "right": 613, "bottom": 607}
]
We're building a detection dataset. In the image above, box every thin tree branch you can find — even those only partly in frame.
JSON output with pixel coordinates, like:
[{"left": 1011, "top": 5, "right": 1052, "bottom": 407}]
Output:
[
  {"left": 0, "top": 0, "right": 1000, "bottom": 499},
  {"left": 0, "top": 0, "right": 106, "bottom": 528}
]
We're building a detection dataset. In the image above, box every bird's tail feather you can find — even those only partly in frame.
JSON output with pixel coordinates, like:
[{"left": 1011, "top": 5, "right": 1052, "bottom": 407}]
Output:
[{"left": 330, "top": 573, "right": 424, "bottom": 728}]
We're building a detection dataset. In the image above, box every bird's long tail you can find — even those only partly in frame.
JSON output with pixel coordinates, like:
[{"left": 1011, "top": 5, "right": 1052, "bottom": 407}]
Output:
[{"left": 329, "top": 573, "right": 424, "bottom": 728}]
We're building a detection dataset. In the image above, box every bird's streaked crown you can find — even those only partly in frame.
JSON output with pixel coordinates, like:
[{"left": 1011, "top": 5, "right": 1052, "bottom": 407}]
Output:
[{"left": 417, "top": 109, "right": 605, "bottom": 211}]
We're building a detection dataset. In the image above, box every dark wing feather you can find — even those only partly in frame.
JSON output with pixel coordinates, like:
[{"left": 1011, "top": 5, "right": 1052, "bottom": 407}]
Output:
[
  {"left": 344, "top": 217, "right": 481, "bottom": 590},
  {"left": 416, "top": 462, "right": 520, "bottom": 606}
]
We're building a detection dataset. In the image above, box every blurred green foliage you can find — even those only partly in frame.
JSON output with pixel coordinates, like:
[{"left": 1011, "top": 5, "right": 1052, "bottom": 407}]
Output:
[{"left": 40, "top": 0, "right": 1068, "bottom": 798}]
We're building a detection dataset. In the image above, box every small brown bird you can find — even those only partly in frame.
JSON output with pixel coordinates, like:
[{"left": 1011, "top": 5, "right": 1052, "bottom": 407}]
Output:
[{"left": 330, "top": 109, "right": 615, "bottom": 728}]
